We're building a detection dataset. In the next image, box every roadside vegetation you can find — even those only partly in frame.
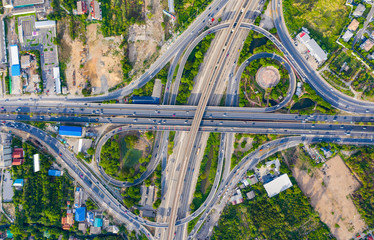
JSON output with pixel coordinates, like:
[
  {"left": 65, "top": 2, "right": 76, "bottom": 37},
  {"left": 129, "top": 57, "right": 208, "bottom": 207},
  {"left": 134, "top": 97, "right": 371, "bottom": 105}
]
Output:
[
  {"left": 176, "top": 33, "right": 215, "bottom": 104},
  {"left": 341, "top": 146, "right": 374, "bottom": 228},
  {"left": 174, "top": 0, "right": 213, "bottom": 32},
  {"left": 10, "top": 138, "right": 74, "bottom": 239},
  {"left": 100, "top": 132, "right": 154, "bottom": 182},
  {"left": 213, "top": 154, "right": 332, "bottom": 239},
  {"left": 283, "top": 0, "right": 350, "bottom": 51},
  {"left": 290, "top": 83, "right": 336, "bottom": 115},
  {"left": 239, "top": 58, "right": 289, "bottom": 108},
  {"left": 188, "top": 133, "right": 220, "bottom": 232},
  {"left": 239, "top": 31, "right": 281, "bottom": 64},
  {"left": 231, "top": 134, "right": 277, "bottom": 169},
  {"left": 133, "top": 63, "right": 170, "bottom": 97},
  {"left": 190, "top": 133, "right": 220, "bottom": 212}
]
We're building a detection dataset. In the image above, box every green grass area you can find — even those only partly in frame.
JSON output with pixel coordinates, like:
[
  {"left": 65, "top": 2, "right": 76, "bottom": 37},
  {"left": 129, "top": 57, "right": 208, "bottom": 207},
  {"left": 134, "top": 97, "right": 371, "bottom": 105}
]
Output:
[
  {"left": 213, "top": 154, "right": 332, "bottom": 239},
  {"left": 283, "top": 0, "right": 350, "bottom": 51}
]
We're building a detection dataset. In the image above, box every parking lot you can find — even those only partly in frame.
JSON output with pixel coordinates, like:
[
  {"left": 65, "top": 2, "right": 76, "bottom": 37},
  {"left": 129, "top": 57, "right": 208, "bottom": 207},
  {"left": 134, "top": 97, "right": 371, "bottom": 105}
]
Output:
[{"left": 18, "top": 15, "right": 60, "bottom": 95}]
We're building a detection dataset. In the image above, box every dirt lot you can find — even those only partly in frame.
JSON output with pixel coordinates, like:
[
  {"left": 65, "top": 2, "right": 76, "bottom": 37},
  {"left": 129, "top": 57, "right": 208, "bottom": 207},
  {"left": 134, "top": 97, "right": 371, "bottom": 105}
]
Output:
[
  {"left": 59, "top": 22, "right": 123, "bottom": 95},
  {"left": 3, "top": 203, "right": 15, "bottom": 219},
  {"left": 128, "top": 0, "right": 164, "bottom": 73},
  {"left": 290, "top": 154, "right": 366, "bottom": 239}
]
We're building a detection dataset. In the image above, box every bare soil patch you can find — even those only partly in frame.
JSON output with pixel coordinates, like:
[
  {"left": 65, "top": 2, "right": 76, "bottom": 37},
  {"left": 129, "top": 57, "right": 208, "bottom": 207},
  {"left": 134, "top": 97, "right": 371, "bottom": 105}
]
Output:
[
  {"left": 290, "top": 154, "right": 366, "bottom": 239},
  {"left": 128, "top": 0, "right": 164, "bottom": 73},
  {"left": 58, "top": 22, "right": 123, "bottom": 95}
]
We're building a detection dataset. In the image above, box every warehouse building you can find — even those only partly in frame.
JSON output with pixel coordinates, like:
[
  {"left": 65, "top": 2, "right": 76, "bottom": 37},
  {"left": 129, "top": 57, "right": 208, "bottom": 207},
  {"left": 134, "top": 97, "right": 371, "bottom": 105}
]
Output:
[
  {"left": 59, "top": 126, "right": 83, "bottom": 137},
  {"left": 263, "top": 174, "right": 293, "bottom": 198},
  {"left": 75, "top": 207, "right": 86, "bottom": 222},
  {"left": 297, "top": 30, "right": 328, "bottom": 64},
  {"left": 9, "top": 45, "right": 21, "bottom": 76}
]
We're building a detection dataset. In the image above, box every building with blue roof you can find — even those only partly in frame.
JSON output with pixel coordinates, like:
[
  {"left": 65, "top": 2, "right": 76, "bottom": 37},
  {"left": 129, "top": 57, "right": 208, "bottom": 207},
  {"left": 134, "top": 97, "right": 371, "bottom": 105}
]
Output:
[
  {"left": 94, "top": 216, "right": 103, "bottom": 227},
  {"left": 48, "top": 169, "right": 63, "bottom": 176},
  {"left": 75, "top": 207, "right": 86, "bottom": 222},
  {"left": 11, "top": 64, "right": 20, "bottom": 76},
  {"left": 59, "top": 126, "right": 82, "bottom": 137},
  {"left": 132, "top": 96, "right": 160, "bottom": 104},
  {"left": 9, "top": 45, "right": 20, "bottom": 77},
  {"left": 12, "top": 179, "right": 24, "bottom": 187}
]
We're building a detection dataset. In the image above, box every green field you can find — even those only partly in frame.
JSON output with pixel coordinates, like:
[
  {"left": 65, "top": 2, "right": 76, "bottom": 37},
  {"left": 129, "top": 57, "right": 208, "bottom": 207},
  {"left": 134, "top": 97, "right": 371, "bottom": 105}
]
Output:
[
  {"left": 283, "top": 0, "right": 350, "bottom": 51},
  {"left": 121, "top": 140, "right": 142, "bottom": 168}
]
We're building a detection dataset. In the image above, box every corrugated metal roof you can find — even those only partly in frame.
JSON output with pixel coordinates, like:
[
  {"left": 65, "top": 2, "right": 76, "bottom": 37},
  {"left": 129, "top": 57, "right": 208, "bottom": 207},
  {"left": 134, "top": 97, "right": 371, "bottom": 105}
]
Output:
[
  {"left": 75, "top": 207, "right": 86, "bottom": 222},
  {"left": 59, "top": 126, "right": 82, "bottom": 137},
  {"left": 48, "top": 169, "right": 63, "bottom": 176},
  {"left": 11, "top": 64, "right": 20, "bottom": 76},
  {"left": 263, "top": 174, "right": 293, "bottom": 198},
  {"left": 10, "top": 45, "right": 19, "bottom": 66}
]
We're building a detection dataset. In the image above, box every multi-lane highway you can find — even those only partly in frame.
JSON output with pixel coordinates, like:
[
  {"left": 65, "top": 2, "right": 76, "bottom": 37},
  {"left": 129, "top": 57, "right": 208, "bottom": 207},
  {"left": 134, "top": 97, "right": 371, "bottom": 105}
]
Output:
[{"left": 4, "top": 0, "right": 374, "bottom": 239}]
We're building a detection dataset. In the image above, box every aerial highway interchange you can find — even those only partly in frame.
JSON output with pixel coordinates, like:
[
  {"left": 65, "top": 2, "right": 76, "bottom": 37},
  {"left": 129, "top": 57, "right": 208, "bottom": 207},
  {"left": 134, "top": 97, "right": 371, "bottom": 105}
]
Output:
[{"left": 2, "top": 0, "right": 374, "bottom": 239}]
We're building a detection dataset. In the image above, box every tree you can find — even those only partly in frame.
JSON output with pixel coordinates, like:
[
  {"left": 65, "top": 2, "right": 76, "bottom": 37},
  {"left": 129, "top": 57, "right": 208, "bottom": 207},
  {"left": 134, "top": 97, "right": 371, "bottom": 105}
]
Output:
[{"left": 87, "top": 147, "right": 95, "bottom": 156}]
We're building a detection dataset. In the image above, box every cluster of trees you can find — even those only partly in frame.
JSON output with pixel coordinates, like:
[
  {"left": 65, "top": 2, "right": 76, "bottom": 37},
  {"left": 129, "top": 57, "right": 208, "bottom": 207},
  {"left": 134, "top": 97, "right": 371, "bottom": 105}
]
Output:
[
  {"left": 10, "top": 140, "right": 75, "bottom": 239},
  {"left": 213, "top": 155, "right": 332, "bottom": 239},
  {"left": 291, "top": 82, "right": 336, "bottom": 115},
  {"left": 175, "top": 0, "right": 213, "bottom": 32},
  {"left": 231, "top": 134, "right": 277, "bottom": 169},
  {"left": 100, "top": 136, "right": 121, "bottom": 176},
  {"left": 132, "top": 62, "right": 170, "bottom": 97},
  {"left": 176, "top": 34, "right": 215, "bottom": 104},
  {"left": 240, "top": 57, "right": 290, "bottom": 107},
  {"left": 344, "top": 147, "right": 374, "bottom": 228},
  {"left": 168, "top": 131, "right": 176, "bottom": 155},
  {"left": 352, "top": 70, "right": 374, "bottom": 96},
  {"left": 100, "top": 0, "right": 144, "bottom": 37},
  {"left": 122, "top": 186, "right": 141, "bottom": 209},
  {"left": 151, "top": 164, "right": 162, "bottom": 209},
  {"left": 190, "top": 133, "right": 220, "bottom": 212}
]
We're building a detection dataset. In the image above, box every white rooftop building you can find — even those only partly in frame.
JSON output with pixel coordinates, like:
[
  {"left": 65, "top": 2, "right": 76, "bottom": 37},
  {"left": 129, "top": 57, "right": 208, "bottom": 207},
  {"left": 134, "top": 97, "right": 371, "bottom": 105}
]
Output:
[
  {"left": 342, "top": 30, "right": 354, "bottom": 42},
  {"left": 263, "top": 174, "right": 293, "bottom": 198},
  {"left": 297, "top": 30, "right": 328, "bottom": 64},
  {"left": 33, "top": 153, "right": 40, "bottom": 172}
]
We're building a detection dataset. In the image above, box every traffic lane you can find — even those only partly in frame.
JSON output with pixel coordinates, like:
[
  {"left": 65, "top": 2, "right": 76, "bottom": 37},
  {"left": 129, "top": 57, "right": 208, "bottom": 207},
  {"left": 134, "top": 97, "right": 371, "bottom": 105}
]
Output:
[
  {"left": 3, "top": 105, "right": 374, "bottom": 123},
  {"left": 94, "top": 125, "right": 165, "bottom": 187},
  {"left": 2, "top": 114, "right": 373, "bottom": 134}
]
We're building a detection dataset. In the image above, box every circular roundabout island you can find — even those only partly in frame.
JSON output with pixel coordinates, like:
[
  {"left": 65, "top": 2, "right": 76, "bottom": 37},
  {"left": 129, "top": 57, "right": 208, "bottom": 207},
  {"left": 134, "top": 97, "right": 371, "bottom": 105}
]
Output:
[{"left": 255, "top": 66, "right": 281, "bottom": 89}]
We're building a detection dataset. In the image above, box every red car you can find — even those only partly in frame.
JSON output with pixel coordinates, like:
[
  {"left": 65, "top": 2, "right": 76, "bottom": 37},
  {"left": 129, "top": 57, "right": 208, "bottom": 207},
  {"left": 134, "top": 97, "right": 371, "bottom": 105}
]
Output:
[{"left": 59, "top": 153, "right": 62, "bottom": 156}]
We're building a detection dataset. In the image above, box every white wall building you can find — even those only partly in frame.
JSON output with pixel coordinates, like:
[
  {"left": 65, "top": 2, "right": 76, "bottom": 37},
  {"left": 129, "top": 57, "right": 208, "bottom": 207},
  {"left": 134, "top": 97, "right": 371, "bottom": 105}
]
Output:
[
  {"left": 263, "top": 174, "right": 293, "bottom": 198},
  {"left": 297, "top": 30, "right": 328, "bottom": 64}
]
